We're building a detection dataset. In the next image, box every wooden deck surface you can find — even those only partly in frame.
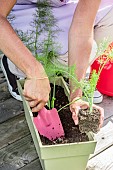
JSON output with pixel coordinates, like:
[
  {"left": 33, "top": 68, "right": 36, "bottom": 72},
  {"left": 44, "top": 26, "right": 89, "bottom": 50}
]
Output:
[{"left": 0, "top": 59, "right": 113, "bottom": 170}]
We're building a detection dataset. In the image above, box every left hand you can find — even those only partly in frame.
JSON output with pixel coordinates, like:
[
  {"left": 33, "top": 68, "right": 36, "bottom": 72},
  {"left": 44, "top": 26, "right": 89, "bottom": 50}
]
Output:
[{"left": 23, "top": 77, "right": 50, "bottom": 112}]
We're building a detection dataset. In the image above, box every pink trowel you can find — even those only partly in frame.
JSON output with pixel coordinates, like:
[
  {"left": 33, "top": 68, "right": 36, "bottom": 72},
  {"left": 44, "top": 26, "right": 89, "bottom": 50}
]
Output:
[{"left": 33, "top": 107, "right": 65, "bottom": 141}]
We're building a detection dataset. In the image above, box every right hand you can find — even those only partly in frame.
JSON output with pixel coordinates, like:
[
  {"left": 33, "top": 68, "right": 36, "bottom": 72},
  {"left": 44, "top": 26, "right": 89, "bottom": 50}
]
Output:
[
  {"left": 23, "top": 77, "right": 50, "bottom": 112},
  {"left": 70, "top": 98, "right": 104, "bottom": 129},
  {"left": 70, "top": 98, "right": 88, "bottom": 125}
]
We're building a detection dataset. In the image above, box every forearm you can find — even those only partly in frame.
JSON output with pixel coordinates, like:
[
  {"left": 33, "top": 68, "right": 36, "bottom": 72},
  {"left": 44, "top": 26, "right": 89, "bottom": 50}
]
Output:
[
  {"left": 69, "top": 34, "right": 93, "bottom": 100},
  {"left": 69, "top": 0, "right": 101, "bottom": 100},
  {"left": 0, "top": 15, "right": 45, "bottom": 78}
]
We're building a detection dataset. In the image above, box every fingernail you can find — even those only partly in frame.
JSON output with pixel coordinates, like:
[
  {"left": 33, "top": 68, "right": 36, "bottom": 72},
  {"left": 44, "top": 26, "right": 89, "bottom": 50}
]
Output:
[
  {"left": 81, "top": 105, "right": 88, "bottom": 109},
  {"left": 74, "top": 120, "right": 78, "bottom": 125}
]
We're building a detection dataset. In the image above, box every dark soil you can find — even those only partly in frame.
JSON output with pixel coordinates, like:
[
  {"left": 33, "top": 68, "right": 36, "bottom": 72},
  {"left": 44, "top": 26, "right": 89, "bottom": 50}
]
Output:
[
  {"left": 78, "top": 108, "right": 101, "bottom": 133},
  {"left": 40, "top": 85, "right": 89, "bottom": 145}
]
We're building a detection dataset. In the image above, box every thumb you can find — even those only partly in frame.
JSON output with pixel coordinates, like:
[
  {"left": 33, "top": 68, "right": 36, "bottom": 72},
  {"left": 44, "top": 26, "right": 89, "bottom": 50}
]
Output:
[
  {"left": 71, "top": 106, "right": 80, "bottom": 125},
  {"left": 72, "top": 112, "right": 79, "bottom": 125},
  {"left": 81, "top": 104, "right": 89, "bottom": 110}
]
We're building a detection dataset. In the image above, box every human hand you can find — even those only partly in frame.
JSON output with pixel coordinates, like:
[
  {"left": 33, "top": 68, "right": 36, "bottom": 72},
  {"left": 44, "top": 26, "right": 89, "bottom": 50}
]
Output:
[
  {"left": 70, "top": 98, "right": 104, "bottom": 129},
  {"left": 23, "top": 77, "right": 50, "bottom": 112}
]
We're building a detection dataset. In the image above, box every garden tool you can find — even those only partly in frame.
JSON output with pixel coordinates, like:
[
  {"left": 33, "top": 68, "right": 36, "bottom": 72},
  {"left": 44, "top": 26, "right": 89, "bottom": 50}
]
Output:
[{"left": 33, "top": 107, "right": 65, "bottom": 141}]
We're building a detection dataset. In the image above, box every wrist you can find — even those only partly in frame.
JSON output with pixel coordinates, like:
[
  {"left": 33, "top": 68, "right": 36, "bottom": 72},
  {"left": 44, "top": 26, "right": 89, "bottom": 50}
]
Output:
[
  {"left": 25, "top": 58, "right": 47, "bottom": 79},
  {"left": 70, "top": 88, "right": 82, "bottom": 102}
]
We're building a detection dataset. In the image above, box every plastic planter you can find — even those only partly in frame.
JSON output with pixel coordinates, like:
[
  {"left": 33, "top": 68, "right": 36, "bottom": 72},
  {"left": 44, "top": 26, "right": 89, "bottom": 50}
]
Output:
[{"left": 17, "top": 77, "right": 96, "bottom": 170}]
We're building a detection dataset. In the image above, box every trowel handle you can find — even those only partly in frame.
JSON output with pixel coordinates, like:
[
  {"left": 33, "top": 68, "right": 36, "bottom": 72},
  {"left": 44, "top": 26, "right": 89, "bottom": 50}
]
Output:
[
  {"left": 32, "top": 112, "right": 38, "bottom": 117},
  {"left": 30, "top": 107, "right": 38, "bottom": 117}
]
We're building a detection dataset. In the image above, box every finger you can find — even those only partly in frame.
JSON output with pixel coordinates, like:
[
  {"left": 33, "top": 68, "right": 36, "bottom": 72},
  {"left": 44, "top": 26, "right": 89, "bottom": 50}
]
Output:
[
  {"left": 23, "top": 91, "right": 36, "bottom": 100},
  {"left": 31, "top": 102, "right": 45, "bottom": 112},
  {"left": 93, "top": 104, "right": 104, "bottom": 118},
  {"left": 81, "top": 104, "right": 89, "bottom": 110},
  {"left": 93, "top": 105, "right": 104, "bottom": 128},
  {"left": 29, "top": 100, "right": 39, "bottom": 108},
  {"left": 70, "top": 104, "right": 80, "bottom": 125},
  {"left": 72, "top": 112, "right": 79, "bottom": 125},
  {"left": 99, "top": 115, "right": 104, "bottom": 128},
  {"left": 70, "top": 103, "right": 80, "bottom": 114},
  {"left": 99, "top": 108, "right": 104, "bottom": 128},
  {"left": 99, "top": 117, "right": 104, "bottom": 128},
  {"left": 24, "top": 97, "right": 33, "bottom": 101}
]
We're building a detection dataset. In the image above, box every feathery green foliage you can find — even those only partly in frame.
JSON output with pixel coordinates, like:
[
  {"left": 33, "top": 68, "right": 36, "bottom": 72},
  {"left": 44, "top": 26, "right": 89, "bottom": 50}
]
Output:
[
  {"left": 31, "top": 0, "right": 68, "bottom": 109},
  {"left": 15, "top": 0, "right": 64, "bottom": 109},
  {"left": 96, "top": 38, "right": 110, "bottom": 57}
]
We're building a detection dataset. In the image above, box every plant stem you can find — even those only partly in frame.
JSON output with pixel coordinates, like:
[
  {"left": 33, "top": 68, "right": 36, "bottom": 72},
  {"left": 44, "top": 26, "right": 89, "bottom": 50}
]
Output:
[
  {"left": 51, "top": 78, "right": 56, "bottom": 108},
  {"left": 89, "top": 97, "right": 93, "bottom": 112},
  {"left": 58, "top": 97, "right": 81, "bottom": 112}
]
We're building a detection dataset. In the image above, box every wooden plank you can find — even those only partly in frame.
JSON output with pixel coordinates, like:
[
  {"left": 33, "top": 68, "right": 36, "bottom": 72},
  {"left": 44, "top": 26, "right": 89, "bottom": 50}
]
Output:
[
  {"left": 103, "top": 116, "right": 113, "bottom": 126},
  {"left": 91, "top": 121, "right": 113, "bottom": 157},
  {"left": 20, "top": 159, "right": 42, "bottom": 170},
  {"left": 0, "top": 72, "right": 4, "bottom": 77},
  {"left": 0, "top": 135, "right": 38, "bottom": 170},
  {"left": 0, "top": 91, "right": 11, "bottom": 102},
  {"left": 87, "top": 145, "right": 113, "bottom": 170},
  {"left": 0, "top": 114, "right": 30, "bottom": 149},
  {"left": 0, "top": 163, "right": 17, "bottom": 170},
  {"left": 0, "top": 73, "right": 5, "bottom": 81},
  {"left": 0, "top": 82, "right": 8, "bottom": 92},
  {"left": 0, "top": 98, "right": 23, "bottom": 123}
]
